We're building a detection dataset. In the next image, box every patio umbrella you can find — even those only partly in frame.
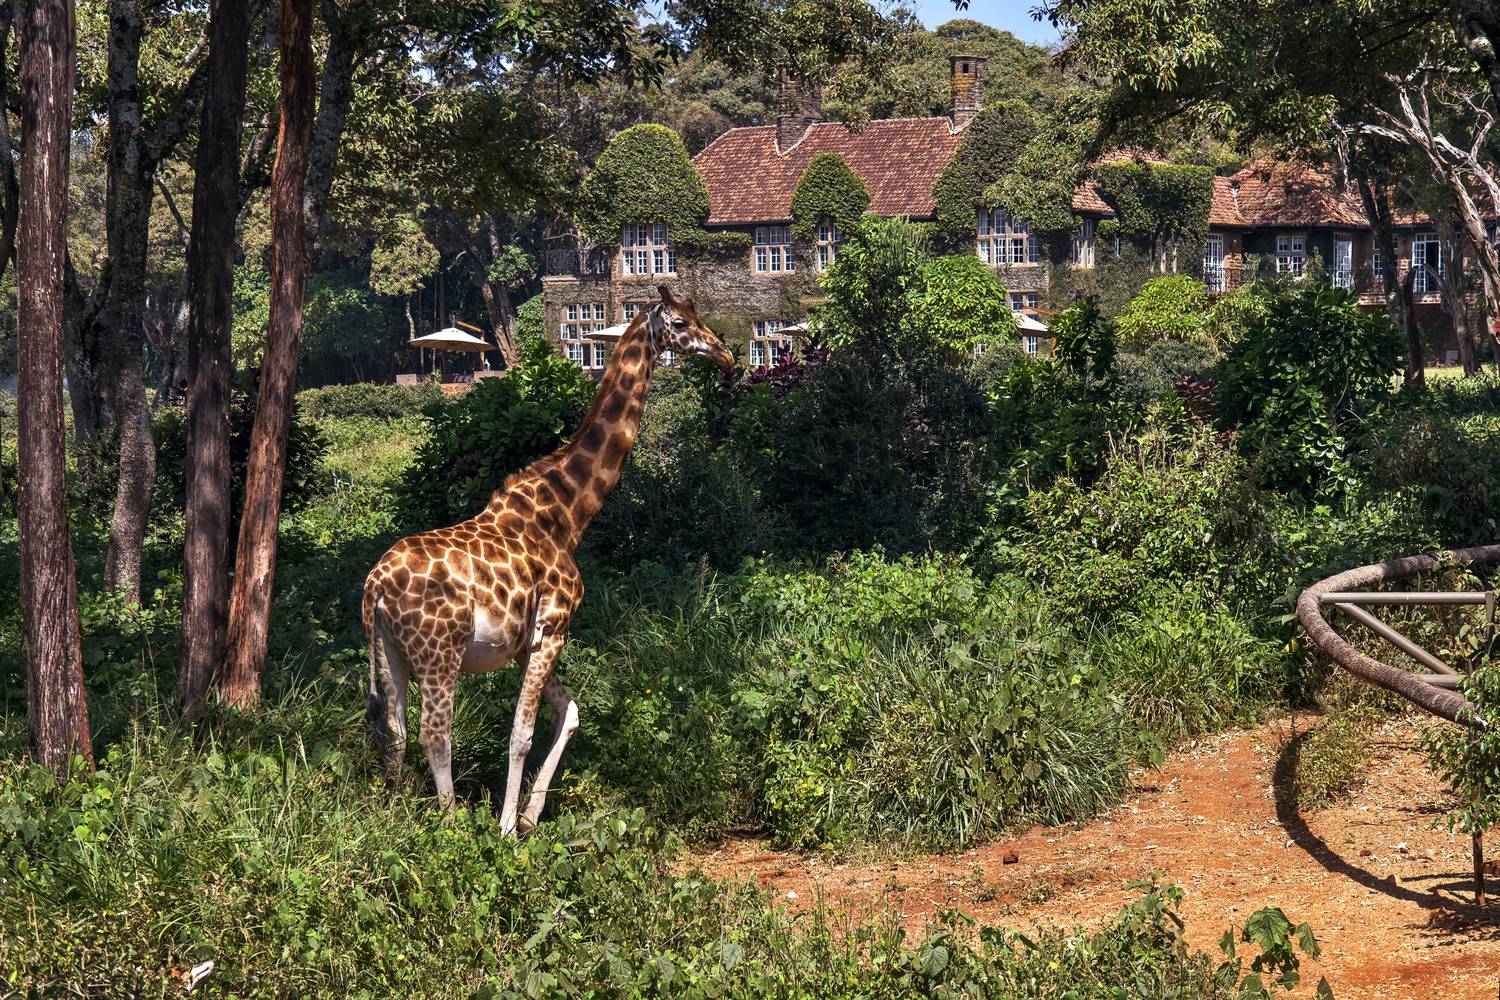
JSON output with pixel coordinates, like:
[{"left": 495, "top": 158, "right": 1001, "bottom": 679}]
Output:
[{"left": 409, "top": 326, "right": 494, "bottom": 377}]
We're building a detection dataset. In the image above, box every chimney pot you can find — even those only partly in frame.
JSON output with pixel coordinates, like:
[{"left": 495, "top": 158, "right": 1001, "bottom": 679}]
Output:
[
  {"left": 776, "top": 73, "right": 823, "bottom": 153},
  {"left": 950, "top": 53, "right": 986, "bottom": 128}
]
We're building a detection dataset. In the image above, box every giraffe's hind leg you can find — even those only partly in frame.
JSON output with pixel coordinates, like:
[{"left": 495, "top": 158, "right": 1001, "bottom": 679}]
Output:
[
  {"left": 520, "top": 673, "right": 580, "bottom": 831},
  {"left": 367, "top": 602, "right": 411, "bottom": 782},
  {"left": 415, "top": 644, "right": 463, "bottom": 806}
]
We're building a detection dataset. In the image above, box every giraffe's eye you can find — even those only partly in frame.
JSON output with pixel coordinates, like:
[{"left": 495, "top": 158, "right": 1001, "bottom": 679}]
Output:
[{"left": 672, "top": 318, "right": 687, "bottom": 329}]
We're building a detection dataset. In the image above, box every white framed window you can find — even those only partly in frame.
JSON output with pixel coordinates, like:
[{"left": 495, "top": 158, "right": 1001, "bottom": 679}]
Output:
[
  {"left": 816, "top": 220, "right": 841, "bottom": 270},
  {"left": 1275, "top": 234, "right": 1305, "bottom": 276},
  {"left": 977, "top": 208, "right": 1037, "bottom": 265},
  {"left": 1412, "top": 232, "right": 1443, "bottom": 293},
  {"left": 621, "top": 224, "right": 676, "bottom": 275},
  {"left": 1371, "top": 251, "right": 1383, "bottom": 277},
  {"left": 1071, "top": 219, "right": 1096, "bottom": 268},
  {"left": 750, "top": 319, "right": 795, "bottom": 367},
  {"left": 1021, "top": 335, "right": 1041, "bottom": 356},
  {"left": 753, "top": 225, "right": 795, "bottom": 273},
  {"left": 621, "top": 302, "right": 643, "bottom": 323},
  {"left": 1203, "top": 234, "right": 1225, "bottom": 292},
  {"left": 1009, "top": 292, "right": 1038, "bottom": 314},
  {"left": 1332, "top": 234, "right": 1353, "bottom": 289},
  {"left": 560, "top": 303, "right": 608, "bottom": 370}
]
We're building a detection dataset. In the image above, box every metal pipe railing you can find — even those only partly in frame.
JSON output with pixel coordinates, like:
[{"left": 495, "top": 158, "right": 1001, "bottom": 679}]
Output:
[{"left": 1298, "top": 543, "right": 1500, "bottom": 905}]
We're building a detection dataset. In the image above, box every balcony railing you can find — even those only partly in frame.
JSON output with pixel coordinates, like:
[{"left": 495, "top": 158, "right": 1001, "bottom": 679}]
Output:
[
  {"left": 1204, "top": 264, "right": 1393, "bottom": 298},
  {"left": 543, "top": 248, "right": 610, "bottom": 278}
]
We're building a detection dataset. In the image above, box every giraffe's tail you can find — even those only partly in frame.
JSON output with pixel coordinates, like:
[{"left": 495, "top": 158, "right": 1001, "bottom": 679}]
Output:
[{"left": 366, "top": 599, "right": 396, "bottom": 775}]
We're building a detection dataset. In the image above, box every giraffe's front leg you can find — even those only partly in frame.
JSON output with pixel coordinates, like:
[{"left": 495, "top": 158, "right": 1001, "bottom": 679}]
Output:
[
  {"left": 500, "top": 629, "right": 567, "bottom": 836},
  {"left": 520, "top": 673, "right": 579, "bottom": 831}
]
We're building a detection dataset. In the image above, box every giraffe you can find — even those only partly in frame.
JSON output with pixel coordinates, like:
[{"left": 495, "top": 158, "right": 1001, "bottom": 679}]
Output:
[{"left": 361, "top": 285, "right": 735, "bottom": 834}]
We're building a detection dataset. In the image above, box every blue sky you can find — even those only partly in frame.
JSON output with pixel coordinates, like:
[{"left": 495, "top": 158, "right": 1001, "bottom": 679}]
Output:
[{"left": 903, "top": 0, "right": 1061, "bottom": 46}]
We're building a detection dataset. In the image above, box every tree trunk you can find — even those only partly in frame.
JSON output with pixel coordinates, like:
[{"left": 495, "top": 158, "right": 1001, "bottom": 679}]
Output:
[
  {"left": 461, "top": 241, "right": 520, "bottom": 366},
  {"left": 0, "top": 2, "right": 19, "bottom": 283},
  {"left": 221, "top": 0, "right": 315, "bottom": 712},
  {"left": 16, "top": 0, "right": 92, "bottom": 778},
  {"left": 1354, "top": 175, "right": 1424, "bottom": 385},
  {"left": 179, "top": 0, "right": 252, "bottom": 719},
  {"left": 301, "top": 0, "right": 355, "bottom": 240},
  {"left": 1450, "top": 1, "right": 1500, "bottom": 112},
  {"left": 95, "top": 0, "right": 211, "bottom": 601}
]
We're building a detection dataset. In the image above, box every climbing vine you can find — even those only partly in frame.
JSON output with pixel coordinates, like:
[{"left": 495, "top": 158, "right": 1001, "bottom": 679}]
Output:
[
  {"left": 1092, "top": 160, "right": 1214, "bottom": 266},
  {"left": 576, "top": 124, "right": 712, "bottom": 250},
  {"left": 790, "top": 153, "right": 871, "bottom": 243},
  {"left": 987, "top": 97, "right": 1099, "bottom": 236},
  {"left": 930, "top": 102, "right": 1038, "bottom": 251}
]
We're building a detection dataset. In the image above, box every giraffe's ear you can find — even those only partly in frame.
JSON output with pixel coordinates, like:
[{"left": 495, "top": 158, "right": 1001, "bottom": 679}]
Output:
[
  {"left": 657, "top": 285, "right": 677, "bottom": 305},
  {"left": 646, "top": 302, "right": 666, "bottom": 338}
]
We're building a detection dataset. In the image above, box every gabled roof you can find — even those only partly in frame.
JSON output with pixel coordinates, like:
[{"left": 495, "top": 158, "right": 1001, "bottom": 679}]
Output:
[
  {"left": 693, "top": 117, "right": 965, "bottom": 225},
  {"left": 1226, "top": 162, "right": 1369, "bottom": 227}
]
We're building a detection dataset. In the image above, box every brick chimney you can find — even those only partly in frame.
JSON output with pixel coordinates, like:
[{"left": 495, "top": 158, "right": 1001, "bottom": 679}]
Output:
[
  {"left": 776, "top": 73, "right": 823, "bottom": 153},
  {"left": 950, "top": 54, "right": 986, "bottom": 128}
]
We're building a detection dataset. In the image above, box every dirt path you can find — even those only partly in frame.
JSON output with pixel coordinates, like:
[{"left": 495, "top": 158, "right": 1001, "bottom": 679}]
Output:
[{"left": 683, "top": 716, "right": 1500, "bottom": 998}]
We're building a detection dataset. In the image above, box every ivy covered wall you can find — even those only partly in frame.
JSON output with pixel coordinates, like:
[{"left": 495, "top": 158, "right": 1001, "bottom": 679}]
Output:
[
  {"left": 930, "top": 103, "right": 1038, "bottom": 252},
  {"left": 1092, "top": 161, "right": 1214, "bottom": 275},
  {"left": 789, "top": 153, "right": 871, "bottom": 243}
]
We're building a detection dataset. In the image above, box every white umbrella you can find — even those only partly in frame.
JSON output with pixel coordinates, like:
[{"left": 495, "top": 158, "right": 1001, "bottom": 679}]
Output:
[
  {"left": 1016, "top": 312, "right": 1049, "bottom": 333},
  {"left": 409, "top": 327, "right": 494, "bottom": 353},
  {"left": 586, "top": 323, "right": 631, "bottom": 340}
]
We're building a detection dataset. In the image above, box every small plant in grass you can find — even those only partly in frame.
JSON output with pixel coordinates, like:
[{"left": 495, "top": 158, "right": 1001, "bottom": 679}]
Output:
[
  {"left": 1282, "top": 707, "right": 1380, "bottom": 812},
  {"left": 1423, "top": 663, "right": 1500, "bottom": 848},
  {"left": 1216, "top": 903, "right": 1334, "bottom": 998}
]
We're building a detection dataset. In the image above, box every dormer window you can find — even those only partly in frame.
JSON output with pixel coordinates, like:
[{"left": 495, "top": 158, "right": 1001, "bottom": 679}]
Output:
[
  {"left": 816, "top": 219, "right": 842, "bottom": 270},
  {"left": 622, "top": 224, "right": 676, "bottom": 276},
  {"left": 977, "top": 208, "right": 1039, "bottom": 265},
  {"left": 754, "top": 225, "right": 794, "bottom": 273}
]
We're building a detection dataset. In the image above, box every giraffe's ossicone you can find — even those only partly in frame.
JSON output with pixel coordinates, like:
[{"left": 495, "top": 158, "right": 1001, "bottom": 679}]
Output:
[{"left": 361, "top": 286, "right": 735, "bottom": 835}]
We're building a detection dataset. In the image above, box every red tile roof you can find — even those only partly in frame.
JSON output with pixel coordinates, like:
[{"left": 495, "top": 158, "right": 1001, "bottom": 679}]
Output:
[
  {"left": 692, "top": 120, "right": 1432, "bottom": 234},
  {"left": 1225, "top": 162, "right": 1369, "bottom": 227},
  {"left": 693, "top": 117, "right": 964, "bottom": 225}
]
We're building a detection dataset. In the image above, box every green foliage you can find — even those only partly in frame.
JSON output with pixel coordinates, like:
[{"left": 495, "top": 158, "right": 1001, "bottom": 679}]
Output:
[
  {"left": 986, "top": 94, "right": 1101, "bottom": 235},
  {"left": 788, "top": 152, "right": 870, "bottom": 243},
  {"left": 818, "top": 216, "right": 1016, "bottom": 367},
  {"left": 1114, "top": 339, "right": 1220, "bottom": 409},
  {"left": 1051, "top": 296, "right": 1117, "bottom": 386},
  {"left": 1423, "top": 664, "right": 1500, "bottom": 840},
  {"left": 1116, "top": 275, "right": 1212, "bottom": 348},
  {"left": 368, "top": 216, "right": 439, "bottom": 297},
  {"left": 909, "top": 255, "right": 1018, "bottom": 357},
  {"left": 930, "top": 102, "right": 1037, "bottom": 252},
  {"left": 514, "top": 295, "right": 546, "bottom": 354},
  {"left": 296, "top": 380, "right": 446, "bottom": 423},
  {"left": 1008, "top": 431, "right": 1284, "bottom": 624},
  {"left": 576, "top": 124, "right": 711, "bottom": 249},
  {"left": 1217, "top": 283, "right": 1401, "bottom": 494},
  {"left": 396, "top": 340, "right": 595, "bottom": 526},
  {"left": 150, "top": 393, "right": 329, "bottom": 525},
  {"left": 1093, "top": 161, "right": 1214, "bottom": 269}
]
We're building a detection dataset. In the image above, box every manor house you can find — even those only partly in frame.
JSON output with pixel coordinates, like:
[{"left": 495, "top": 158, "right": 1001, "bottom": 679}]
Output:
[{"left": 542, "top": 55, "right": 1464, "bottom": 369}]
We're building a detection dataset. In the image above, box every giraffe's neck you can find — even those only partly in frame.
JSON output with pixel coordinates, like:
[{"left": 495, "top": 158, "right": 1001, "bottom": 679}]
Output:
[{"left": 547, "top": 312, "right": 658, "bottom": 545}]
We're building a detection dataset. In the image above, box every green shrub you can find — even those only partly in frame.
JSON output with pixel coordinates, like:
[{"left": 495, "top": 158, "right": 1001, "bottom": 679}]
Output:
[
  {"left": 1115, "top": 274, "right": 1212, "bottom": 349},
  {"left": 1216, "top": 282, "right": 1400, "bottom": 494},
  {"left": 789, "top": 152, "right": 870, "bottom": 244},
  {"left": 577, "top": 124, "right": 711, "bottom": 249},
  {"left": 296, "top": 380, "right": 445, "bottom": 422},
  {"left": 585, "top": 368, "right": 767, "bottom": 569},
  {"left": 930, "top": 102, "right": 1037, "bottom": 252},
  {"left": 396, "top": 340, "right": 595, "bottom": 526},
  {"left": 151, "top": 390, "right": 330, "bottom": 523},
  {"left": 1114, "top": 339, "right": 1219, "bottom": 409},
  {"left": 1007, "top": 431, "right": 1281, "bottom": 624}
]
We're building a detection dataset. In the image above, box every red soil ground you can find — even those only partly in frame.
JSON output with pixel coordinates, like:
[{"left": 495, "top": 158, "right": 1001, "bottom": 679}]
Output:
[{"left": 683, "top": 715, "right": 1500, "bottom": 999}]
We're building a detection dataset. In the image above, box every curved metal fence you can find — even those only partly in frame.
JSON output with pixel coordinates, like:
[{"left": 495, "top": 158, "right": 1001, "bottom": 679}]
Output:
[{"left": 1297, "top": 543, "right": 1500, "bottom": 904}]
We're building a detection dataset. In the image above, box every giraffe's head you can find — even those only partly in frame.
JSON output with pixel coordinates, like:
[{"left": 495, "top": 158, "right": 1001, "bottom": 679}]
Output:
[{"left": 651, "top": 286, "right": 735, "bottom": 372}]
